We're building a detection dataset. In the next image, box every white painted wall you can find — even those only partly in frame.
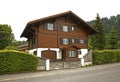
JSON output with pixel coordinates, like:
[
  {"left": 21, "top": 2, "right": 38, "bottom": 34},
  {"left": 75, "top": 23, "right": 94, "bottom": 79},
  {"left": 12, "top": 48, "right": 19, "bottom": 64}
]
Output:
[
  {"left": 78, "top": 49, "right": 88, "bottom": 58},
  {"left": 28, "top": 48, "right": 88, "bottom": 61},
  {"left": 37, "top": 48, "right": 49, "bottom": 57},
  {"left": 28, "top": 48, "right": 62, "bottom": 59},
  {"left": 28, "top": 48, "right": 37, "bottom": 54}
]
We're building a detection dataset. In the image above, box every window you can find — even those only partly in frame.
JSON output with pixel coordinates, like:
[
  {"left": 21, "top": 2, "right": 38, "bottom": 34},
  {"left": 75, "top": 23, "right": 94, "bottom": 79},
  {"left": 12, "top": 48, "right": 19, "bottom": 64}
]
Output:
[
  {"left": 79, "top": 39, "right": 85, "bottom": 44},
  {"left": 69, "top": 50, "right": 76, "bottom": 57},
  {"left": 47, "top": 23, "right": 54, "bottom": 30},
  {"left": 62, "top": 38, "right": 69, "bottom": 44},
  {"left": 71, "top": 26, "right": 75, "bottom": 31},
  {"left": 34, "top": 51, "right": 37, "bottom": 55},
  {"left": 33, "top": 37, "right": 36, "bottom": 45},
  {"left": 63, "top": 25, "right": 68, "bottom": 32},
  {"left": 71, "top": 38, "right": 75, "bottom": 43}
]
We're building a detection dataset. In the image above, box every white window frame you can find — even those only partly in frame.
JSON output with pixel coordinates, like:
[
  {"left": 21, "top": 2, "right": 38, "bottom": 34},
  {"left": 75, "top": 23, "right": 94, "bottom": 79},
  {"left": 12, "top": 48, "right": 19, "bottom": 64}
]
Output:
[
  {"left": 47, "top": 23, "right": 54, "bottom": 30},
  {"left": 69, "top": 50, "right": 76, "bottom": 57},
  {"left": 63, "top": 38, "right": 69, "bottom": 44},
  {"left": 63, "top": 25, "right": 68, "bottom": 32}
]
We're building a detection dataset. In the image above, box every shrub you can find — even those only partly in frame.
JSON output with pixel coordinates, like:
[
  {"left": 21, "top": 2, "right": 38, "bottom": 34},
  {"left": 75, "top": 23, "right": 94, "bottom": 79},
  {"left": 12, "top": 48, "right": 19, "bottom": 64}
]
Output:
[
  {"left": 93, "top": 50, "right": 120, "bottom": 65},
  {"left": 92, "top": 51, "right": 105, "bottom": 65},
  {"left": 0, "top": 50, "right": 38, "bottom": 74}
]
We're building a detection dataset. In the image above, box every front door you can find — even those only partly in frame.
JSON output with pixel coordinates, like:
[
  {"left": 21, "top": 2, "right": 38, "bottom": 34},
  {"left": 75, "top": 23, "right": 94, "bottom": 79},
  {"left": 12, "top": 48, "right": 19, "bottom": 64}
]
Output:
[{"left": 62, "top": 50, "right": 66, "bottom": 60}]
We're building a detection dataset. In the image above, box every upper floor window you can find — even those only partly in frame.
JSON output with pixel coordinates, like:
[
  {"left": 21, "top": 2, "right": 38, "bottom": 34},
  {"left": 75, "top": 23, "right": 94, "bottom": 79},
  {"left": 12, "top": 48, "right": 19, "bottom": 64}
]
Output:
[
  {"left": 32, "top": 37, "right": 36, "bottom": 45},
  {"left": 71, "top": 38, "right": 75, "bottom": 43},
  {"left": 79, "top": 39, "right": 85, "bottom": 44},
  {"left": 62, "top": 25, "right": 68, "bottom": 32},
  {"left": 62, "top": 25, "right": 77, "bottom": 32},
  {"left": 62, "top": 38, "right": 69, "bottom": 44},
  {"left": 71, "top": 26, "right": 75, "bottom": 31},
  {"left": 47, "top": 23, "right": 54, "bottom": 30}
]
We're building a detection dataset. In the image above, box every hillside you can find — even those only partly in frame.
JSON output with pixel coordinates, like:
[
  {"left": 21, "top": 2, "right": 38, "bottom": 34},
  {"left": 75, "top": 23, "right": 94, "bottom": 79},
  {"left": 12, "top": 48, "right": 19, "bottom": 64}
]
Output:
[{"left": 88, "top": 14, "right": 120, "bottom": 38}]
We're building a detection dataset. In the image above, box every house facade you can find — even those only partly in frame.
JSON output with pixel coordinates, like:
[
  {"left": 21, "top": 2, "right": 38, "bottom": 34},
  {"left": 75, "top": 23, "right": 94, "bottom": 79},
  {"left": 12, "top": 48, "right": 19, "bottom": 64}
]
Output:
[{"left": 21, "top": 11, "right": 97, "bottom": 61}]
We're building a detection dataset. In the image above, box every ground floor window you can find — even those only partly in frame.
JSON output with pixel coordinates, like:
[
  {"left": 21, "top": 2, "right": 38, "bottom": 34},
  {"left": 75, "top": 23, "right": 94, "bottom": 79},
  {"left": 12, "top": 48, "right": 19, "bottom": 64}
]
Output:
[{"left": 68, "top": 50, "right": 76, "bottom": 57}]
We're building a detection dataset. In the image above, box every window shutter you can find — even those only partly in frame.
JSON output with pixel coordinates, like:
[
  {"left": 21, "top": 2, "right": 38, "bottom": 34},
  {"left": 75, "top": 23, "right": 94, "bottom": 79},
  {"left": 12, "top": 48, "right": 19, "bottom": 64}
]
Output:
[
  {"left": 73, "top": 38, "right": 76, "bottom": 43},
  {"left": 60, "top": 38, "right": 63, "bottom": 44},
  {"left": 61, "top": 24, "right": 63, "bottom": 31},
  {"left": 54, "top": 23, "right": 57, "bottom": 30},
  {"left": 69, "top": 38, "right": 71, "bottom": 44},
  {"left": 68, "top": 26, "right": 72, "bottom": 32},
  {"left": 85, "top": 39, "right": 87, "bottom": 43},
  {"left": 74, "top": 27, "right": 77, "bottom": 31},
  {"left": 77, "top": 39, "right": 80, "bottom": 43},
  {"left": 44, "top": 23, "right": 47, "bottom": 29}
]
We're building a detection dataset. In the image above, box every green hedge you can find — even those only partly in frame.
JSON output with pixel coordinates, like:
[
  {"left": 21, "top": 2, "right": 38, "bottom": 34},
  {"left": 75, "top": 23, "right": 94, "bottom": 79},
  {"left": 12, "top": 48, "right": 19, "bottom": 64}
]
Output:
[
  {"left": 0, "top": 50, "right": 38, "bottom": 74},
  {"left": 93, "top": 50, "right": 120, "bottom": 65}
]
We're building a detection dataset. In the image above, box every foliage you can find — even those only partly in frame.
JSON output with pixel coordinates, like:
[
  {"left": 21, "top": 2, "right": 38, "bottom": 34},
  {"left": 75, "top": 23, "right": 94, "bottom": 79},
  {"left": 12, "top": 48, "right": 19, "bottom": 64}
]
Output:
[
  {"left": 5, "top": 40, "right": 19, "bottom": 50},
  {"left": 18, "top": 40, "right": 28, "bottom": 46},
  {"left": 88, "top": 14, "right": 120, "bottom": 49},
  {"left": 89, "top": 14, "right": 105, "bottom": 50},
  {"left": 108, "top": 26, "right": 119, "bottom": 49},
  {"left": 93, "top": 50, "right": 120, "bottom": 65},
  {"left": 0, "top": 24, "right": 14, "bottom": 50},
  {"left": 0, "top": 50, "right": 38, "bottom": 74}
]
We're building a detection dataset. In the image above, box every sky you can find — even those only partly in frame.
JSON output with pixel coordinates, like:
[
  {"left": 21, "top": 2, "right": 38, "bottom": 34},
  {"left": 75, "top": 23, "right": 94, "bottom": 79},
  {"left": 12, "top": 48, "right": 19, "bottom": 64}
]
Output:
[{"left": 0, "top": 0, "right": 120, "bottom": 41}]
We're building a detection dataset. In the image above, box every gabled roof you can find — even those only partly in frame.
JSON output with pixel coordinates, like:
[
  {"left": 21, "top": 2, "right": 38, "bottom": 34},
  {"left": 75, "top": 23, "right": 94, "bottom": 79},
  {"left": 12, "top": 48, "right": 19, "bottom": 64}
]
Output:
[{"left": 21, "top": 11, "right": 98, "bottom": 37}]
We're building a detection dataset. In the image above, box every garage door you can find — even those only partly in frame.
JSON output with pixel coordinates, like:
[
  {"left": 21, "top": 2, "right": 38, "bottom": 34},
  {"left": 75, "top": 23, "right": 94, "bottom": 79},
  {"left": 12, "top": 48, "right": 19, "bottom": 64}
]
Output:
[{"left": 41, "top": 50, "right": 56, "bottom": 60}]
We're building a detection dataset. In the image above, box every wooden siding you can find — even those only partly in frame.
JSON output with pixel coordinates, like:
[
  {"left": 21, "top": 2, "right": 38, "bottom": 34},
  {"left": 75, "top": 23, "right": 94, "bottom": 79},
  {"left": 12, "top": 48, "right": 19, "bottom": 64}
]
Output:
[{"left": 31, "top": 16, "right": 88, "bottom": 49}]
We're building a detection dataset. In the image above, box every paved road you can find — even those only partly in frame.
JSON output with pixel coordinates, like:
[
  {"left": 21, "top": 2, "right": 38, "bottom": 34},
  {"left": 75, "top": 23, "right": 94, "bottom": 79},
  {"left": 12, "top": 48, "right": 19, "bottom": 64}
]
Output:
[{"left": 3, "top": 64, "right": 120, "bottom": 82}]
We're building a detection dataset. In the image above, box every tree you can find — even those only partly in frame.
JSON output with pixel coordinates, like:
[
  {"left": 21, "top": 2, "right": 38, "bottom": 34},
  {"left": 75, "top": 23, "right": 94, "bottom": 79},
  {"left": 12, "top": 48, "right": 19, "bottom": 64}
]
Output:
[
  {"left": 88, "top": 14, "right": 120, "bottom": 41},
  {"left": 5, "top": 40, "right": 19, "bottom": 50},
  {"left": 0, "top": 24, "right": 14, "bottom": 50},
  {"left": 108, "top": 26, "right": 119, "bottom": 49},
  {"left": 89, "top": 14, "right": 105, "bottom": 50}
]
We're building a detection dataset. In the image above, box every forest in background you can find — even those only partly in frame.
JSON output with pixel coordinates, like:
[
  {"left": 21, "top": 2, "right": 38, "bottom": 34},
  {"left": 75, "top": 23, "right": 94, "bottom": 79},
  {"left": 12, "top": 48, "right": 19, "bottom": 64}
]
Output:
[
  {"left": 88, "top": 14, "right": 120, "bottom": 38},
  {"left": 88, "top": 14, "right": 120, "bottom": 49}
]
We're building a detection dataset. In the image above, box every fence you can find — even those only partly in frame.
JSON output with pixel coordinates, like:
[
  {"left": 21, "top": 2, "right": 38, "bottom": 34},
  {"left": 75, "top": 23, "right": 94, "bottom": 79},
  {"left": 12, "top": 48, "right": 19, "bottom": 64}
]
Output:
[
  {"left": 50, "top": 59, "right": 81, "bottom": 70},
  {"left": 37, "top": 58, "right": 81, "bottom": 70},
  {"left": 37, "top": 50, "right": 93, "bottom": 70}
]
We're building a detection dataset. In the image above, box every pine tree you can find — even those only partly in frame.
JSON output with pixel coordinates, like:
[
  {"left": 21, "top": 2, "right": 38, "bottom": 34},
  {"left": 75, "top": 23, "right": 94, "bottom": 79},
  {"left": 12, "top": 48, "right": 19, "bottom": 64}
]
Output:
[
  {"left": 89, "top": 14, "right": 105, "bottom": 50},
  {"left": 108, "top": 26, "right": 119, "bottom": 49}
]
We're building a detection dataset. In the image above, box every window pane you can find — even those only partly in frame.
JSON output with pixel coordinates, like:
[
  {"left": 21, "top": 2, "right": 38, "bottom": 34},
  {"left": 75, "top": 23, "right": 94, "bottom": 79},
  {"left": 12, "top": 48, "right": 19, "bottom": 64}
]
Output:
[
  {"left": 47, "top": 23, "right": 54, "bottom": 30},
  {"left": 71, "top": 26, "right": 75, "bottom": 31},
  {"left": 71, "top": 38, "right": 75, "bottom": 43},
  {"left": 80, "top": 39, "right": 85, "bottom": 43},
  {"left": 69, "top": 50, "right": 76, "bottom": 57},
  {"left": 63, "top": 38, "right": 69, "bottom": 44},
  {"left": 63, "top": 26, "right": 68, "bottom": 32}
]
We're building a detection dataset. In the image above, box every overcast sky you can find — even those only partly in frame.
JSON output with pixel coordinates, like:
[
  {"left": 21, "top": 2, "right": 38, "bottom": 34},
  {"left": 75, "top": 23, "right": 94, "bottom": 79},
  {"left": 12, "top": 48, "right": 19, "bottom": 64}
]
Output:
[{"left": 0, "top": 0, "right": 120, "bottom": 41}]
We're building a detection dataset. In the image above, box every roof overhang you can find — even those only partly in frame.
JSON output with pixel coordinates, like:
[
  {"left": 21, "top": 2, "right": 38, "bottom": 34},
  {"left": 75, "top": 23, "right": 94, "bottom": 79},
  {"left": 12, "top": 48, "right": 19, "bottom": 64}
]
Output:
[{"left": 20, "top": 11, "right": 98, "bottom": 38}]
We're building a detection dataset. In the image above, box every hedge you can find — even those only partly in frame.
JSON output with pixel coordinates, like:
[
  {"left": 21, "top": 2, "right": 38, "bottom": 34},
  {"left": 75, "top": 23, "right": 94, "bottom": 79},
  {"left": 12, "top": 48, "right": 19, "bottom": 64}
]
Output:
[
  {"left": 0, "top": 50, "right": 38, "bottom": 74},
  {"left": 93, "top": 50, "right": 120, "bottom": 65}
]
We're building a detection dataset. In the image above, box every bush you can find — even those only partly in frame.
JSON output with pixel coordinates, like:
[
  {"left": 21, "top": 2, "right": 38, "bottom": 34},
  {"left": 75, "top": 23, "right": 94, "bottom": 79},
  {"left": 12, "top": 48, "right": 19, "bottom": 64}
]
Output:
[
  {"left": 93, "top": 50, "right": 120, "bottom": 65},
  {"left": 0, "top": 50, "right": 38, "bottom": 74}
]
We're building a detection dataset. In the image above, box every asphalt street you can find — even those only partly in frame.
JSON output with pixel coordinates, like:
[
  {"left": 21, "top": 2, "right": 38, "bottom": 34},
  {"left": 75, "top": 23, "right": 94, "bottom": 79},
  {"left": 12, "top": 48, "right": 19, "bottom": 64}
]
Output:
[{"left": 2, "top": 63, "right": 120, "bottom": 82}]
